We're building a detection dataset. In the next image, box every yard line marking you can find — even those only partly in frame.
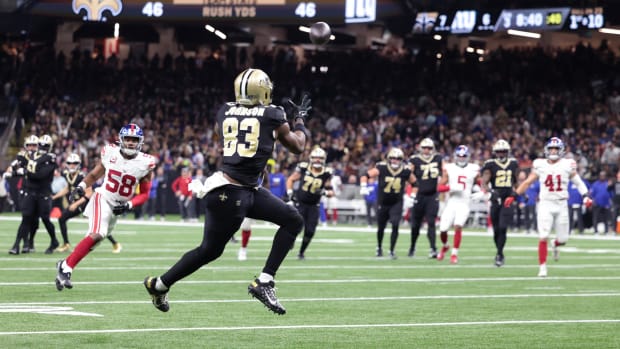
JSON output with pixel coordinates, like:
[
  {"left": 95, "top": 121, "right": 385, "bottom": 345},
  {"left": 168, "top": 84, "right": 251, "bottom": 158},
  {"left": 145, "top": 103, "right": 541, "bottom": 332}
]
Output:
[
  {"left": 2, "top": 276, "right": 620, "bottom": 287},
  {"left": 0, "top": 305, "right": 102, "bottom": 317},
  {"left": 3, "top": 292, "right": 620, "bottom": 307},
  {"left": 2, "top": 263, "right": 620, "bottom": 271},
  {"left": 1, "top": 319, "right": 619, "bottom": 335}
]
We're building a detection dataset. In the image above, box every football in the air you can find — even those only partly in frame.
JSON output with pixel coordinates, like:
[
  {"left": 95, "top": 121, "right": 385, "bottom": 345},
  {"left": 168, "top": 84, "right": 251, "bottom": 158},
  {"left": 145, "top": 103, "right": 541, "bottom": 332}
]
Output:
[{"left": 309, "top": 22, "right": 332, "bottom": 45}]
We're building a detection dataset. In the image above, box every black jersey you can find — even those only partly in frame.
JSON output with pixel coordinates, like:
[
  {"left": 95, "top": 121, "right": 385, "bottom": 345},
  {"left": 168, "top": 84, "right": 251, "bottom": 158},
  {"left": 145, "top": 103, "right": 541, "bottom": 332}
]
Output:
[
  {"left": 375, "top": 162, "right": 412, "bottom": 205},
  {"left": 482, "top": 158, "right": 519, "bottom": 198},
  {"left": 23, "top": 152, "right": 57, "bottom": 194},
  {"left": 217, "top": 102, "right": 288, "bottom": 186},
  {"left": 295, "top": 162, "right": 332, "bottom": 205},
  {"left": 410, "top": 154, "right": 443, "bottom": 195},
  {"left": 61, "top": 170, "right": 85, "bottom": 197}
]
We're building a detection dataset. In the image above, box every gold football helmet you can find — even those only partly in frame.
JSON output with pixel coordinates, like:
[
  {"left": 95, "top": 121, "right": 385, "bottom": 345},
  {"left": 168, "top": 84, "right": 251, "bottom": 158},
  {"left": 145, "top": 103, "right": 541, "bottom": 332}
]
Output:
[
  {"left": 419, "top": 137, "right": 434, "bottom": 159},
  {"left": 66, "top": 153, "right": 81, "bottom": 174},
  {"left": 234, "top": 68, "right": 273, "bottom": 106},
  {"left": 38, "top": 134, "right": 53, "bottom": 153},
  {"left": 387, "top": 147, "right": 404, "bottom": 169},
  {"left": 24, "top": 135, "right": 39, "bottom": 148},
  {"left": 492, "top": 139, "right": 510, "bottom": 162},
  {"left": 310, "top": 147, "right": 327, "bottom": 168}
]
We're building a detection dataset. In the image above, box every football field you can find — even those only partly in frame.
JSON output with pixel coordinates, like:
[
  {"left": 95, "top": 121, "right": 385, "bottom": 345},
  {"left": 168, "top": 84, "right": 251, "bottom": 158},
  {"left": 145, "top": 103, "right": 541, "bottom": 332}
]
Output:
[{"left": 1, "top": 215, "right": 619, "bottom": 348}]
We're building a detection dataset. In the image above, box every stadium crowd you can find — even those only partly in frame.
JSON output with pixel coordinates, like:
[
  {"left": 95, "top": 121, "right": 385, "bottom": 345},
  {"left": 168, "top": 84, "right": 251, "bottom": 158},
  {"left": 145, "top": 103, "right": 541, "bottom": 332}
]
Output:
[{"left": 1, "top": 38, "right": 620, "bottom": 230}]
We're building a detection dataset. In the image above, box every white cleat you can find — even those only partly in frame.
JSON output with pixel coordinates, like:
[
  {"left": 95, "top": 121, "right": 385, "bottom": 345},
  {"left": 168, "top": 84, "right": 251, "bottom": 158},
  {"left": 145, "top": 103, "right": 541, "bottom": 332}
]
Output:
[
  {"left": 237, "top": 248, "right": 247, "bottom": 261},
  {"left": 538, "top": 264, "right": 547, "bottom": 277}
]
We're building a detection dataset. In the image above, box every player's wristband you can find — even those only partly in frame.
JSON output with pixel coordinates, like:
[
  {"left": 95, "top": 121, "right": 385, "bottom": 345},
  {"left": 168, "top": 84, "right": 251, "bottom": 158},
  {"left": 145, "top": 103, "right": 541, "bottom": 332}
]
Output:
[
  {"left": 293, "top": 122, "right": 309, "bottom": 137},
  {"left": 77, "top": 182, "right": 87, "bottom": 190}
]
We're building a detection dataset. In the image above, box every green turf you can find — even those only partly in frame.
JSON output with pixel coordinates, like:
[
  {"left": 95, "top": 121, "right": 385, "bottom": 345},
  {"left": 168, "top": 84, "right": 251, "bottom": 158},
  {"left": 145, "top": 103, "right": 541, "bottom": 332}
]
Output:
[{"left": 0, "top": 215, "right": 619, "bottom": 348}]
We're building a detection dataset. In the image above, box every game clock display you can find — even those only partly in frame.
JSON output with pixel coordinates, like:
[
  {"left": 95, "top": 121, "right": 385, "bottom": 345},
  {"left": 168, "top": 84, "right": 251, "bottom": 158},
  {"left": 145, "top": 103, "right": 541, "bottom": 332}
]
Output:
[{"left": 30, "top": 0, "right": 402, "bottom": 24}]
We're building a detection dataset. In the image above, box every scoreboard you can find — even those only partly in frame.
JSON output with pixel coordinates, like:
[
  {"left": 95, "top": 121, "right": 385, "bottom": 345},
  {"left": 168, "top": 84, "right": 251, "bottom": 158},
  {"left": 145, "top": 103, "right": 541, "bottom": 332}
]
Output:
[
  {"left": 29, "top": 0, "right": 402, "bottom": 24},
  {"left": 413, "top": 7, "right": 605, "bottom": 35}
]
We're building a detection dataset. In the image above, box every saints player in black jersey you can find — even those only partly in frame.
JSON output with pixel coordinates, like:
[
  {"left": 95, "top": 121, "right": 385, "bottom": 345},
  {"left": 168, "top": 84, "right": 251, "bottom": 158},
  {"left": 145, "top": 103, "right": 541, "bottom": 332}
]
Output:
[
  {"left": 408, "top": 138, "right": 444, "bottom": 258},
  {"left": 286, "top": 147, "right": 334, "bottom": 260},
  {"left": 52, "top": 153, "right": 122, "bottom": 253},
  {"left": 481, "top": 139, "right": 519, "bottom": 267},
  {"left": 360, "top": 147, "right": 415, "bottom": 259},
  {"left": 144, "top": 68, "right": 309, "bottom": 315},
  {"left": 6, "top": 134, "right": 60, "bottom": 254}
]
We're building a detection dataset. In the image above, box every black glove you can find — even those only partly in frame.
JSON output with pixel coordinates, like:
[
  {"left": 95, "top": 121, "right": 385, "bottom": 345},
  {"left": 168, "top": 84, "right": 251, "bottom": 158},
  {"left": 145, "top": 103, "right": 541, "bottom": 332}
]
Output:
[
  {"left": 286, "top": 94, "right": 312, "bottom": 121},
  {"left": 112, "top": 202, "right": 132, "bottom": 216},
  {"left": 70, "top": 186, "right": 85, "bottom": 203}
]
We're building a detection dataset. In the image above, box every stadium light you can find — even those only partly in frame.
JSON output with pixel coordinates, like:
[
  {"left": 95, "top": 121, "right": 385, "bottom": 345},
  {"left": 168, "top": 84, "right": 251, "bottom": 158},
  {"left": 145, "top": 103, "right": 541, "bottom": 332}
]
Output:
[
  {"left": 599, "top": 27, "right": 620, "bottom": 35},
  {"left": 214, "top": 30, "right": 227, "bottom": 40},
  {"left": 299, "top": 26, "right": 310, "bottom": 33},
  {"left": 205, "top": 24, "right": 215, "bottom": 32},
  {"left": 114, "top": 23, "right": 119, "bottom": 39},
  {"left": 507, "top": 29, "right": 541, "bottom": 39}
]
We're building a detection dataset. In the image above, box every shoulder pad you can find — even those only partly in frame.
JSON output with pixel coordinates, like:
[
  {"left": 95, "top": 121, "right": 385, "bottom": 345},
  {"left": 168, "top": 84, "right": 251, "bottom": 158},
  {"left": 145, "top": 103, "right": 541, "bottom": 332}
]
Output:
[
  {"left": 17, "top": 150, "right": 27, "bottom": 157},
  {"left": 483, "top": 159, "right": 495, "bottom": 165},
  {"left": 299, "top": 162, "right": 309, "bottom": 169},
  {"left": 48, "top": 153, "right": 57, "bottom": 161},
  {"left": 325, "top": 167, "right": 334, "bottom": 175},
  {"left": 377, "top": 161, "right": 388, "bottom": 167}
]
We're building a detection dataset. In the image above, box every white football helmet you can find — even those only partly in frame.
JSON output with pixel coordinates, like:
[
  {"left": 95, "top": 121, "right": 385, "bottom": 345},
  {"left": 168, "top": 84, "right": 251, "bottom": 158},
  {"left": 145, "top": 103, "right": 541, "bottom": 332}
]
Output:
[
  {"left": 38, "top": 134, "right": 53, "bottom": 154},
  {"left": 66, "top": 153, "right": 81, "bottom": 174},
  {"left": 234, "top": 68, "right": 273, "bottom": 106},
  {"left": 310, "top": 147, "right": 326, "bottom": 169},
  {"left": 492, "top": 139, "right": 510, "bottom": 162},
  {"left": 387, "top": 147, "right": 404, "bottom": 169},
  {"left": 544, "top": 137, "right": 565, "bottom": 161}
]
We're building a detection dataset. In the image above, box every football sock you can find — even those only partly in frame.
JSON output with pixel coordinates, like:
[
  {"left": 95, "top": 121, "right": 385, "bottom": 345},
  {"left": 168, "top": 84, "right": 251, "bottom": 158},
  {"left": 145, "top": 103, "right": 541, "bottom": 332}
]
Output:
[
  {"left": 538, "top": 240, "right": 548, "bottom": 265},
  {"left": 440, "top": 231, "right": 448, "bottom": 245},
  {"left": 241, "top": 230, "right": 251, "bottom": 248},
  {"left": 66, "top": 235, "right": 96, "bottom": 269},
  {"left": 452, "top": 248, "right": 459, "bottom": 256},
  {"left": 454, "top": 227, "right": 462, "bottom": 249},
  {"left": 258, "top": 273, "right": 274, "bottom": 283},
  {"left": 332, "top": 209, "right": 338, "bottom": 223},
  {"left": 107, "top": 235, "right": 118, "bottom": 244}
]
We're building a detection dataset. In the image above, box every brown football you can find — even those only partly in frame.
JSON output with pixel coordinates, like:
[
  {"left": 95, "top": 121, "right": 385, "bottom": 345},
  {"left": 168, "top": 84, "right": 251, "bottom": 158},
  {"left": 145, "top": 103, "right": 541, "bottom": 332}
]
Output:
[{"left": 309, "top": 22, "right": 331, "bottom": 45}]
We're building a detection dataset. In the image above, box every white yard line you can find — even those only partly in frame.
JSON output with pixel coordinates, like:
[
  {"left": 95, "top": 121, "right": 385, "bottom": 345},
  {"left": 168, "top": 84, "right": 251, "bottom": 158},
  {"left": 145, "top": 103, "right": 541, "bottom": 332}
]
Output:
[{"left": 1, "top": 319, "right": 619, "bottom": 336}]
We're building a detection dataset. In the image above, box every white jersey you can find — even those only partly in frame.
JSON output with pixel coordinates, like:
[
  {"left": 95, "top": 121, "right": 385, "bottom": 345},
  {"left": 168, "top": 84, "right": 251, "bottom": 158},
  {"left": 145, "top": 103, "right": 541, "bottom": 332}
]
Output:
[
  {"left": 446, "top": 162, "right": 480, "bottom": 201},
  {"left": 533, "top": 158, "right": 576, "bottom": 201},
  {"left": 95, "top": 144, "right": 156, "bottom": 204}
]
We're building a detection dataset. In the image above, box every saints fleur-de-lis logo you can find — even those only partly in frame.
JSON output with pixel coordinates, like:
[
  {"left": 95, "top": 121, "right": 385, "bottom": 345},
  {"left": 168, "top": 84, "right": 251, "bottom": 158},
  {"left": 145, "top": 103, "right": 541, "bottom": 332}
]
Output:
[{"left": 72, "top": 0, "right": 123, "bottom": 22}]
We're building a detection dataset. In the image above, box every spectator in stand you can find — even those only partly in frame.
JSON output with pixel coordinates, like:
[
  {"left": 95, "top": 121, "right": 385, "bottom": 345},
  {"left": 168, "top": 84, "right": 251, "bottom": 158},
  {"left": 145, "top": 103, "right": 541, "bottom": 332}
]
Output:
[
  {"left": 363, "top": 176, "right": 378, "bottom": 228},
  {"left": 568, "top": 178, "right": 588, "bottom": 235},
  {"left": 523, "top": 178, "right": 539, "bottom": 235},
  {"left": 146, "top": 168, "right": 160, "bottom": 221},
  {"left": 590, "top": 170, "right": 613, "bottom": 235},
  {"left": 171, "top": 167, "right": 195, "bottom": 222}
]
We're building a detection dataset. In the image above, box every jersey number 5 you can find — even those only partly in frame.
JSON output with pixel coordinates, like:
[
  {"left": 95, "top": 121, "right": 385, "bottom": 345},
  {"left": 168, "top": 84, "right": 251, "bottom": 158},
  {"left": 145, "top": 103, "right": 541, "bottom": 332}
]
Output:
[
  {"left": 222, "top": 117, "right": 260, "bottom": 157},
  {"left": 106, "top": 169, "right": 137, "bottom": 197}
]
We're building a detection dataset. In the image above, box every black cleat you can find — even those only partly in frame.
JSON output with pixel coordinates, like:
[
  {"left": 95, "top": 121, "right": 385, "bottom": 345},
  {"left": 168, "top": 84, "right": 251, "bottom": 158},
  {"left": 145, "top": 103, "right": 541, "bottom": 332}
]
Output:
[
  {"left": 376, "top": 247, "right": 383, "bottom": 257},
  {"left": 21, "top": 246, "right": 30, "bottom": 254},
  {"left": 45, "top": 240, "right": 60, "bottom": 254},
  {"left": 494, "top": 254, "right": 505, "bottom": 267},
  {"left": 248, "top": 278, "right": 286, "bottom": 315},
  {"left": 55, "top": 260, "right": 73, "bottom": 291},
  {"left": 144, "top": 277, "right": 170, "bottom": 312},
  {"left": 389, "top": 251, "right": 397, "bottom": 260},
  {"left": 297, "top": 253, "right": 305, "bottom": 260},
  {"left": 407, "top": 248, "right": 415, "bottom": 258},
  {"left": 428, "top": 249, "right": 438, "bottom": 259},
  {"left": 8, "top": 247, "right": 19, "bottom": 255}
]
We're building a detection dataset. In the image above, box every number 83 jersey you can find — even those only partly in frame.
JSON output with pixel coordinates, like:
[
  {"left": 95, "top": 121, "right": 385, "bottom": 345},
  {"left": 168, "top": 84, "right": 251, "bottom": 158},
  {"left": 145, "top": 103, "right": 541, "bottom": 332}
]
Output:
[
  {"left": 96, "top": 144, "right": 156, "bottom": 204},
  {"left": 217, "top": 102, "right": 287, "bottom": 186}
]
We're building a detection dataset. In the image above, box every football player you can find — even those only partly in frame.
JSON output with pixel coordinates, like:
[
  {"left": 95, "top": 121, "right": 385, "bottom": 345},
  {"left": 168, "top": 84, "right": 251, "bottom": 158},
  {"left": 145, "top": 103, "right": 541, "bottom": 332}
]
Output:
[
  {"left": 55, "top": 124, "right": 155, "bottom": 291},
  {"left": 505, "top": 137, "right": 591, "bottom": 277},
  {"left": 361, "top": 147, "right": 415, "bottom": 259},
  {"left": 286, "top": 147, "right": 334, "bottom": 260},
  {"left": 481, "top": 139, "right": 519, "bottom": 267},
  {"left": 436, "top": 145, "right": 481, "bottom": 264},
  {"left": 408, "top": 138, "right": 444, "bottom": 258},
  {"left": 144, "top": 68, "right": 309, "bottom": 315},
  {"left": 52, "top": 153, "right": 122, "bottom": 253}
]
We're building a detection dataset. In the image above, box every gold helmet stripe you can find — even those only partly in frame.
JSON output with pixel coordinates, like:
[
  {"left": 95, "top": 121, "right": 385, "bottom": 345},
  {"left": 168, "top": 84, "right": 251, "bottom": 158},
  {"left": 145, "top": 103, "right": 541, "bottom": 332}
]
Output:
[{"left": 239, "top": 69, "right": 254, "bottom": 101}]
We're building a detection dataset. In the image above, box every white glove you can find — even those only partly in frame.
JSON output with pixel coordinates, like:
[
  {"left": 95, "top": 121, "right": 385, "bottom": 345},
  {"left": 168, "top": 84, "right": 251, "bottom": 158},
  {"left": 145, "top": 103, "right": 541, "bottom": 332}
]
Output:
[
  {"left": 188, "top": 179, "right": 208, "bottom": 199},
  {"left": 359, "top": 185, "right": 370, "bottom": 196},
  {"left": 2, "top": 172, "right": 11, "bottom": 179},
  {"left": 15, "top": 168, "right": 24, "bottom": 176}
]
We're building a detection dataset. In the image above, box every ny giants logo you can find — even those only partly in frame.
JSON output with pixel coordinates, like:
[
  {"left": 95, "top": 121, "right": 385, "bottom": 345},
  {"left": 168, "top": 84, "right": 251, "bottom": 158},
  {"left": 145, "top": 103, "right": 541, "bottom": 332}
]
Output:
[{"left": 72, "top": 0, "right": 123, "bottom": 21}]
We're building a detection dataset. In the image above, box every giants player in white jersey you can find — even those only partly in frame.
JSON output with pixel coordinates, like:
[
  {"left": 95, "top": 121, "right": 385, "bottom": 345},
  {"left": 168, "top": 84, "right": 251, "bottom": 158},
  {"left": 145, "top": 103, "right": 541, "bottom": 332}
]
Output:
[
  {"left": 55, "top": 124, "right": 156, "bottom": 291},
  {"left": 437, "top": 145, "right": 481, "bottom": 264},
  {"left": 505, "top": 137, "right": 591, "bottom": 277}
]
